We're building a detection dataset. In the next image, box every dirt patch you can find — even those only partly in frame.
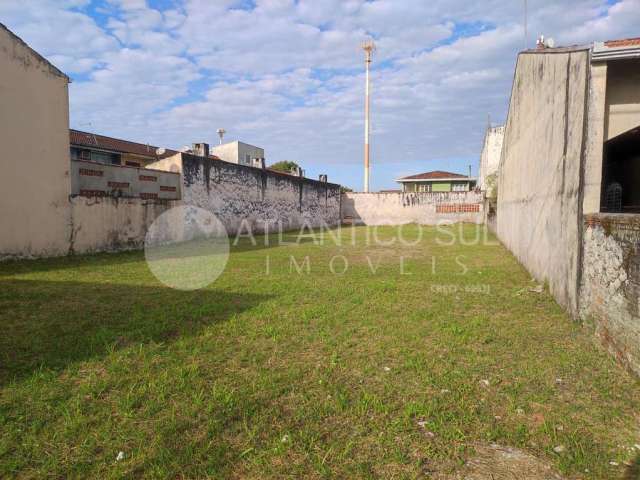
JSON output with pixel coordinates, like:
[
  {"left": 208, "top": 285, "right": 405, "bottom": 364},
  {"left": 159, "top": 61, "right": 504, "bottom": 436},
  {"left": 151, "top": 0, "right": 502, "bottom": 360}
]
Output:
[{"left": 432, "top": 444, "right": 565, "bottom": 480}]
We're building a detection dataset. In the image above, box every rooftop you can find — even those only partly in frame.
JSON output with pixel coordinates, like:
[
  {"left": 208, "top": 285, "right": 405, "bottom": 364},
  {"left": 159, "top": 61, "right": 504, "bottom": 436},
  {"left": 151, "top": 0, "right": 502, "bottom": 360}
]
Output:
[
  {"left": 604, "top": 38, "right": 640, "bottom": 48},
  {"left": 397, "top": 170, "right": 472, "bottom": 182},
  {"left": 70, "top": 129, "right": 220, "bottom": 161}
]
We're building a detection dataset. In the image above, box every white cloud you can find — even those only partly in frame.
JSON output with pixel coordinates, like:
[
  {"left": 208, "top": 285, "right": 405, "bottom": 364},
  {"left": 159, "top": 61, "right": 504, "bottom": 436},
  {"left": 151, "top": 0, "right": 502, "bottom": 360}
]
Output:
[{"left": 1, "top": 0, "right": 638, "bottom": 189}]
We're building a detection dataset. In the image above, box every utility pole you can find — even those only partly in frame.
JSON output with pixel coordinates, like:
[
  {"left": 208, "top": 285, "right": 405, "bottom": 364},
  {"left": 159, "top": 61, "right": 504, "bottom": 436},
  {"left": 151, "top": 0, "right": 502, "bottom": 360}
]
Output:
[{"left": 362, "top": 39, "right": 375, "bottom": 193}]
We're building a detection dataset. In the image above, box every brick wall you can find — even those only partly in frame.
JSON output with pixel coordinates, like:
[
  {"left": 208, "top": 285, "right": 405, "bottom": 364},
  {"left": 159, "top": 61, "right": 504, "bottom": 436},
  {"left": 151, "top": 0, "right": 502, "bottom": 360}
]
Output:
[{"left": 580, "top": 213, "right": 640, "bottom": 375}]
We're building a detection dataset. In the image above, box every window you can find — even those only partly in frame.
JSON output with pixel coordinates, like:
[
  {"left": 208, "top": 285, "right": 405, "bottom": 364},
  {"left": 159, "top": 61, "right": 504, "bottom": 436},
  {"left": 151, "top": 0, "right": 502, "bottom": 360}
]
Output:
[
  {"left": 91, "top": 151, "right": 121, "bottom": 165},
  {"left": 418, "top": 183, "right": 432, "bottom": 193},
  {"left": 244, "top": 154, "right": 251, "bottom": 165},
  {"left": 601, "top": 127, "right": 640, "bottom": 213},
  {"left": 452, "top": 182, "right": 468, "bottom": 192}
]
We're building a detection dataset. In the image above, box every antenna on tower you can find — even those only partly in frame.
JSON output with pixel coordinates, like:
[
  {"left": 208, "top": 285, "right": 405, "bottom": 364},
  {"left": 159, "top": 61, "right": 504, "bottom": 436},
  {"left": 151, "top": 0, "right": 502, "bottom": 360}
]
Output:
[
  {"left": 361, "top": 38, "right": 376, "bottom": 193},
  {"left": 216, "top": 128, "right": 226, "bottom": 145}
]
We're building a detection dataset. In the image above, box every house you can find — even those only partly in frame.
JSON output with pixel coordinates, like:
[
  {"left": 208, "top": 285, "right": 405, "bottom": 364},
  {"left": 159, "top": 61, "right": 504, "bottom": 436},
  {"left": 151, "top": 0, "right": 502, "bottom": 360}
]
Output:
[
  {"left": 396, "top": 171, "right": 477, "bottom": 193},
  {"left": 211, "top": 140, "right": 264, "bottom": 166},
  {"left": 70, "top": 129, "right": 180, "bottom": 168}
]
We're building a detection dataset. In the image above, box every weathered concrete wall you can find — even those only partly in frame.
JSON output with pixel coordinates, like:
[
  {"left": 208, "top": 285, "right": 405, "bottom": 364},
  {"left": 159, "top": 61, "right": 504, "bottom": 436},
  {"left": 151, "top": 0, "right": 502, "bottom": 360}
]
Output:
[
  {"left": 69, "top": 197, "right": 179, "bottom": 254},
  {"left": 606, "top": 60, "right": 640, "bottom": 141},
  {"left": 497, "top": 49, "right": 590, "bottom": 315},
  {"left": 150, "top": 153, "right": 341, "bottom": 234},
  {"left": 0, "top": 24, "right": 71, "bottom": 258},
  {"left": 580, "top": 214, "right": 640, "bottom": 375},
  {"left": 341, "top": 192, "right": 484, "bottom": 225},
  {"left": 478, "top": 125, "right": 505, "bottom": 194}
]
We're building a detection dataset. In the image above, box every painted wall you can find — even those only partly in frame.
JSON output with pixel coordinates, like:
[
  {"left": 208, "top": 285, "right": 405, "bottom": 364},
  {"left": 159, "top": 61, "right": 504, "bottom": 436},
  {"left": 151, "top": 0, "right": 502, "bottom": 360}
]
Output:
[
  {"left": 581, "top": 214, "right": 640, "bottom": 376},
  {"left": 403, "top": 181, "right": 472, "bottom": 193},
  {"left": 150, "top": 153, "right": 341, "bottom": 234},
  {"left": 341, "top": 192, "right": 484, "bottom": 225},
  {"left": 70, "top": 160, "right": 181, "bottom": 200},
  {"left": 478, "top": 125, "right": 505, "bottom": 194},
  {"left": 68, "top": 197, "right": 179, "bottom": 254},
  {"left": 0, "top": 24, "right": 71, "bottom": 258},
  {"left": 606, "top": 60, "right": 640, "bottom": 141},
  {"left": 497, "top": 49, "right": 590, "bottom": 315}
]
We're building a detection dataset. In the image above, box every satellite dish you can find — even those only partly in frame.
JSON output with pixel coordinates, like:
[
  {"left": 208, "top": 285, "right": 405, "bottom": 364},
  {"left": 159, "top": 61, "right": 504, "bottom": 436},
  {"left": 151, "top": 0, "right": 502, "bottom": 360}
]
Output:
[
  {"left": 545, "top": 37, "right": 555, "bottom": 48},
  {"left": 156, "top": 147, "right": 166, "bottom": 155}
]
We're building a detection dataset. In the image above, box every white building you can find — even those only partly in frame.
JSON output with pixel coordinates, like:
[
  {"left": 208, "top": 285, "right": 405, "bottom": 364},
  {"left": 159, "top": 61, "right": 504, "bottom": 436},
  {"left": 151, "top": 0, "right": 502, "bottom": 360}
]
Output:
[
  {"left": 211, "top": 141, "right": 264, "bottom": 166},
  {"left": 478, "top": 124, "right": 505, "bottom": 194}
]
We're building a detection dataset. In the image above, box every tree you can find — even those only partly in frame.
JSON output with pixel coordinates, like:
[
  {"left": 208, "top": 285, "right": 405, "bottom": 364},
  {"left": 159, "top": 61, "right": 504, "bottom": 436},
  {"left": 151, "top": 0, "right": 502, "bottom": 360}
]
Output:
[{"left": 269, "top": 160, "right": 300, "bottom": 173}]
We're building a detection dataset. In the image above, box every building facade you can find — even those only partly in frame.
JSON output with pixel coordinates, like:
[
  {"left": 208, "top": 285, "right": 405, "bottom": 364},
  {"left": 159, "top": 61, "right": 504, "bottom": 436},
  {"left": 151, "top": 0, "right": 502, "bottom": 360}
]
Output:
[
  {"left": 70, "top": 129, "right": 180, "bottom": 168},
  {"left": 396, "top": 170, "right": 477, "bottom": 193},
  {"left": 211, "top": 141, "right": 264, "bottom": 166},
  {"left": 478, "top": 125, "right": 505, "bottom": 195}
]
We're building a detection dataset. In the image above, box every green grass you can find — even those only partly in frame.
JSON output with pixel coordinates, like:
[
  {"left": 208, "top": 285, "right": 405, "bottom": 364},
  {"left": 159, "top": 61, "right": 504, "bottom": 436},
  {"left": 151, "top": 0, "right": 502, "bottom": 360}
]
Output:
[{"left": 1, "top": 225, "right": 639, "bottom": 479}]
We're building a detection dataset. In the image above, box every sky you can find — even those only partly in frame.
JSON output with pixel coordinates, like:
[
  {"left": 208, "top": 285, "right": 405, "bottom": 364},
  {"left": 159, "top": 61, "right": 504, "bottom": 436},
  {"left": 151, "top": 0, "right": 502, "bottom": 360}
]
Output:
[{"left": 1, "top": 0, "right": 639, "bottom": 190}]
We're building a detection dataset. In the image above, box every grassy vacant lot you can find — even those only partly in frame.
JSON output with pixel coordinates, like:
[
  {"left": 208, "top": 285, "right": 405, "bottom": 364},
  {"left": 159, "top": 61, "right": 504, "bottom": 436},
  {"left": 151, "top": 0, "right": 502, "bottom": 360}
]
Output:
[{"left": 1, "top": 225, "right": 639, "bottom": 479}]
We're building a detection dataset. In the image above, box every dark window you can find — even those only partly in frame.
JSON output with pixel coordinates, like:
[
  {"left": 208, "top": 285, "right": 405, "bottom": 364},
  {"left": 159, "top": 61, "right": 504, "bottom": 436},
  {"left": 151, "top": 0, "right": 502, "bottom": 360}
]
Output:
[
  {"left": 601, "top": 127, "right": 640, "bottom": 213},
  {"left": 91, "top": 151, "right": 121, "bottom": 165}
]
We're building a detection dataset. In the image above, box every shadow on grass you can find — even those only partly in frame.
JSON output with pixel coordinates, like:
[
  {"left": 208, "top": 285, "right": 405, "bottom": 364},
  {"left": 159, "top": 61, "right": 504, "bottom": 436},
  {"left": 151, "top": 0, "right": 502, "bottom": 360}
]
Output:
[
  {"left": 0, "top": 234, "right": 326, "bottom": 278},
  {"left": 0, "top": 278, "right": 272, "bottom": 385}
]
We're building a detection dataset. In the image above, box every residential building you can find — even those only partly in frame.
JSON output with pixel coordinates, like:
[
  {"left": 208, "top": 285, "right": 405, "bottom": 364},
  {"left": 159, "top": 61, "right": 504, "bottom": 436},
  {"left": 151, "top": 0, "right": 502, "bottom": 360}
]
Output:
[
  {"left": 478, "top": 124, "right": 505, "bottom": 195},
  {"left": 396, "top": 171, "right": 477, "bottom": 193},
  {"left": 70, "top": 129, "right": 179, "bottom": 168},
  {"left": 211, "top": 140, "right": 264, "bottom": 166}
]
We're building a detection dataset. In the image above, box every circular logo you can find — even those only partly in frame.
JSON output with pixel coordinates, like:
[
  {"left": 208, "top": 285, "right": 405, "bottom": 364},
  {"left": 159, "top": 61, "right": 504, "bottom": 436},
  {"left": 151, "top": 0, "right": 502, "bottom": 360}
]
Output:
[{"left": 144, "top": 205, "right": 230, "bottom": 291}]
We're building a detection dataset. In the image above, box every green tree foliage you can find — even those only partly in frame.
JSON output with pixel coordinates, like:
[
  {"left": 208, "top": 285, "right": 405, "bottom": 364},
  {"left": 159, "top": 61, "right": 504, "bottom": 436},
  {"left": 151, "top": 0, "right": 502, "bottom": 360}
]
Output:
[{"left": 269, "top": 161, "right": 300, "bottom": 173}]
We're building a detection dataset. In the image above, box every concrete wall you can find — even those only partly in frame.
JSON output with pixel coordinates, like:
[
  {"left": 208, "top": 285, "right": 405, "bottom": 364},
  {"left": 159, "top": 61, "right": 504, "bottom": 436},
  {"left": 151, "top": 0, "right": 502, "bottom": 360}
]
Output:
[
  {"left": 150, "top": 153, "right": 341, "bottom": 234},
  {"left": 580, "top": 214, "right": 640, "bottom": 375},
  {"left": 0, "top": 24, "right": 71, "bottom": 258},
  {"left": 478, "top": 125, "right": 505, "bottom": 194},
  {"left": 211, "top": 141, "right": 264, "bottom": 166},
  {"left": 341, "top": 192, "right": 484, "bottom": 225},
  {"left": 606, "top": 60, "right": 640, "bottom": 141},
  {"left": 497, "top": 49, "right": 590, "bottom": 315},
  {"left": 582, "top": 62, "right": 608, "bottom": 215},
  {"left": 69, "top": 197, "right": 179, "bottom": 254},
  {"left": 70, "top": 160, "right": 181, "bottom": 200}
]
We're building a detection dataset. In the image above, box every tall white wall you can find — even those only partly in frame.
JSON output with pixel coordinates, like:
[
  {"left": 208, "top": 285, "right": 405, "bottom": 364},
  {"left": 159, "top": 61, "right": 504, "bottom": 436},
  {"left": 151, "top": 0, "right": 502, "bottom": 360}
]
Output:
[
  {"left": 0, "top": 24, "right": 71, "bottom": 258},
  {"left": 497, "top": 49, "right": 590, "bottom": 315}
]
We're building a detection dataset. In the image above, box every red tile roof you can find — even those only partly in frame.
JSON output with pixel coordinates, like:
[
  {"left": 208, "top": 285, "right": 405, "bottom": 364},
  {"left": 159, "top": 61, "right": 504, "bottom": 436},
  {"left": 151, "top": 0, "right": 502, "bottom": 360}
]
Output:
[
  {"left": 70, "top": 129, "right": 220, "bottom": 160},
  {"left": 605, "top": 38, "right": 640, "bottom": 48},
  {"left": 398, "top": 170, "right": 470, "bottom": 181}
]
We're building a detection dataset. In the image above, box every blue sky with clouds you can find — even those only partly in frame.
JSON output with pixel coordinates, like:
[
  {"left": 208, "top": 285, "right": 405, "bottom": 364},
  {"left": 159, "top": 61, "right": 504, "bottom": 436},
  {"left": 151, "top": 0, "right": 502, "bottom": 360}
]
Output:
[{"left": 1, "top": 0, "right": 639, "bottom": 190}]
